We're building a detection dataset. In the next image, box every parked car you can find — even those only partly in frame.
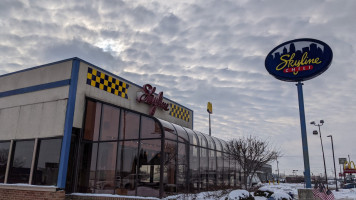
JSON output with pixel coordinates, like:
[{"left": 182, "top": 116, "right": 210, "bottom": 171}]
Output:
[{"left": 343, "top": 183, "right": 356, "bottom": 189}]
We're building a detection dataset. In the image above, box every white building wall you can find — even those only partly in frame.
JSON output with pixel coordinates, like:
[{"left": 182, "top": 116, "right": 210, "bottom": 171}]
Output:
[
  {"left": 0, "top": 61, "right": 72, "bottom": 140},
  {"left": 0, "top": 61, "right": 72, "bottom": 92}
]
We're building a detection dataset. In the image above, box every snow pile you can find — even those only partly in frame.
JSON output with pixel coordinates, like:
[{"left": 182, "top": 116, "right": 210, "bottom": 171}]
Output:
[
  {"left": 163, "top": 190, "right": 230, "bottom": 200},
  {"left": 228, "top": 189, "right": 251, "bottom": 200},
  {"left": 270, "top": 191, "right": 292, "bottom": 200},
  {"left": 71, "top": 193, "right": 159, "bottom": 199}
]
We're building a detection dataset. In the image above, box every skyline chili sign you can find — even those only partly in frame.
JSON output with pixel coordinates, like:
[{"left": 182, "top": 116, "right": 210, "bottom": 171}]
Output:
[
  {"left": 137, "top": 84, "right": 169, "bottom": 116},
  {"left": 265, "top": 38, "right": 333, "bottom": 82},
  {"left": 264, "top": 38, "right": 333, "bottom": 189}
]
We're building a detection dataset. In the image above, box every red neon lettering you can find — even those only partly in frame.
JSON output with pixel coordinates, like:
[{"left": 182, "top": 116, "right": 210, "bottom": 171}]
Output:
[{"left": 137, "top": 84, "right": 169, "bottom": 115}]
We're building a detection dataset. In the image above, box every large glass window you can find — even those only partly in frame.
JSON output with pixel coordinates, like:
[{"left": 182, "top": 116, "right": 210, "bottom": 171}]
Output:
[
  {"left": 200, "top": 147, "right": 208, "bottom": 189},
  {"left": 223, "top": 153, "right": 230, "bottom": 186},
  {"left": 189, "top": 145, "right": 199, "bottom": 192},
  {"left": 230, "top": 159, "right": 236, "bottom": 187},
  {"left": 96, "top": 142, "right": 117, "bottom": 193},
  {"left": 116, "top": 140, "right": 138, "bottom": 195},
  {"left": 138, "top": 139, "right": 161, "bottom": 197},
  {"left": 0, "top": 141, "right": 10, "bottom": 183},
  {"left": 216, "top": 151, "right": 223, "bottom": 186},
  {"left": 100, "top": 105, "right": 120, "bottom": 141},
  {"left": 78, "top": 98, "right": 237, "bottom": 196},
  {"left": 33, "top": 138, "right": 62, "bottom": 185},
  {"left": 208, "top": 150, "right": 216, "bottom": 188},
  {"left": 195, "top": 131, "right": 207, "bottom": 148},
  {"left": 77, "top": 143, "right": 98, "bottom": 193},
  {"left": 140, "top": 117, "right": 162, "bottom": 139},
  {"left": 8, "top": 140, "right": 35, "bottom": 183},
  {"left": 174, "top": 125, "right": 189, "bottom": 143},
  {"left": 83, "top": 101, "right": 102, "bottom": 141},
  {"left": 120, "top": 111, "right": 140, "bottom": 140},
  {"left": 185, "top": 128, "right": 198, "bottom": 146},
  {"left": 163, "top": 140, "right": 177, "bottom": 194},
  {"left": 159, "top": 120, "right": 177, "bottom": 141},
  {"left": 177, "top": 142, "right": 188, "bottom": 193}
]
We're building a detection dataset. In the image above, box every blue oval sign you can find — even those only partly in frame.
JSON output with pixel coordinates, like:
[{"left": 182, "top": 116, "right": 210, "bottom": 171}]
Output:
[{"left": 265, "top": 38, "right": 333, "bottom": 82}]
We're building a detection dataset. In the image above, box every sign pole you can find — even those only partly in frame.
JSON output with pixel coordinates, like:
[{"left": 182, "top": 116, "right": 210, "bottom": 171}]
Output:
[
  {"left": 296, "top": 81, "right": 312, "bottom": 188},
  {"left": 207, "top": 102, "right": 212, "bottom": 136},
  {"left": 209, "top": 113, "right": 211, "bottom": 136}
]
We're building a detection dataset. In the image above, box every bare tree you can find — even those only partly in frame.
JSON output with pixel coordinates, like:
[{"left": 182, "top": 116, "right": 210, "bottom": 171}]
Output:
[{"left": 225, "top": 135, "right": 281, "bottom": 190}]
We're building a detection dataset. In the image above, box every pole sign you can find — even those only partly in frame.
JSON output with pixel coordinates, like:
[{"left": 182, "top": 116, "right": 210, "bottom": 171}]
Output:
[
  {"left": 264, "top": 38, "right": 333, "bottom": 189},
  {"left": 344, "top": 161, "right": 356, "bottom": 174},
  {"left": 207, "top": 102, "right": 213, "bottom": 114},
  {"left": 265, "top": 38, "right": 333, "bottom": 82}
]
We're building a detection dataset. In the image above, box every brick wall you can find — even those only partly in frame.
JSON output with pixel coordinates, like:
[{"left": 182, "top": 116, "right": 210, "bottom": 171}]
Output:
[
  {"left": 66, "top": 195, "right": 158, "bottom": 200},
  {"left": 0, "top": 185, "right": 159, "bottom": 200},
  {"left": 0, "top": 188, "right": 65, "bottom": 200}
]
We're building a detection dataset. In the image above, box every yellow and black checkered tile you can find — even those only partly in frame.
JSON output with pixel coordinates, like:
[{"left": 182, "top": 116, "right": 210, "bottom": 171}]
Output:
[
  {"left": 170, "top": 104, "right": 190, "bottom": 122},
  {"left": 86, "top": 67, "right": 129, "bottom": 99}
]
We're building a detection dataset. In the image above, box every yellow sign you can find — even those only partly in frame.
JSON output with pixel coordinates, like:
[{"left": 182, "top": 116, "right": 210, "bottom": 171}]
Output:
[
  {"left": 207, "top": 102, "right": 213, "bottom": 114},
  {"left": 344, "top": 161, "right": 356, "bottom": 170}
]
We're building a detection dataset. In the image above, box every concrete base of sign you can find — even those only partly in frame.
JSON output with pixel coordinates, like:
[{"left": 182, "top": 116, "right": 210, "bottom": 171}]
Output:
[{"left": 298, "top": 188, "right": 315, "bottom": 200}]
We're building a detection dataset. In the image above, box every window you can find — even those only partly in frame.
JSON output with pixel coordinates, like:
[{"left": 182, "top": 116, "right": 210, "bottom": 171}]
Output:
[
  {"left": 163, "top": 140, "right": 177, "bottom": 194},
  {"left": 159, "top": 120, "right": 176, "bottom": 141},
  {"left": 140, "top": 117, "right": 161, "bottom": 139},
  {"left": 77, "top": 143, "right": 98, "bottom": 193},
  {"left": 208, "top": 150, "right": 216, "bottom": 187},
  {"left": 174, "top": 125, "right": 189, "bottom": 143},
  {"left": 189, "top": 145, "right": 199, "bottom": 192},
  {"left": 83, "top": 101, "right": 102, "bottom": 141},
  {"left": 119, "top": 111, "right": 140, "bottom": 140},
  {"left": 100, "top": 105, "right": 120, "bottom": 141},
  {"left": 138, "top": 139, "right": 161, "bottom": 197},
  {"left": 96, "top": 142, "right": 117, "bottom": 193},
  {"left": 116, "top": 140, "right": 138, "bottom": 195},
  {"left": 185, "top": 128, "right": 198, "bottom": 146},
  {"left": 33, "top": 138, "right": 62, "bottom": 185},
  {"left": 177, "top": 142, "right": 188, "bottom": 193},
  {"left": 8, "top": 140, "right": 35, "bottom": 183},
  {"left": 200, "top": 147, "right": 208, "bottom": 189},
  {"left": 0, "top": 141, "right": 10, "bottom": 183}
]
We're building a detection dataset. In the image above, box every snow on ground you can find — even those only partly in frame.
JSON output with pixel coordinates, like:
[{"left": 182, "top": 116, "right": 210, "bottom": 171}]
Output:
[{"left": 164, "top": 183, "right": 356, "bottom": 199}]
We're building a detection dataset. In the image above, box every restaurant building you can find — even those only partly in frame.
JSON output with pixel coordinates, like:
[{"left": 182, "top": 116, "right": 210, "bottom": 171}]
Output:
[{"left": 0, "top": 58, "right": 242, "bottom": 198}]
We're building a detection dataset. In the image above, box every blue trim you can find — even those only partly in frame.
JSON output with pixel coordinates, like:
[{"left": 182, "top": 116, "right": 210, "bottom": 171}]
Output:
[
  {"left": 0, "top": 79, "right": 70, "bottom": 98},
  {"left": 57, "top": 59, "right": 80, "bottom": 188}
]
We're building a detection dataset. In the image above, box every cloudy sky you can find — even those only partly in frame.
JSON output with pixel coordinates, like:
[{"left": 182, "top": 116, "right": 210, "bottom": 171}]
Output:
[{"left": 1, "top": 0, "right": 356, "bottom": 177}]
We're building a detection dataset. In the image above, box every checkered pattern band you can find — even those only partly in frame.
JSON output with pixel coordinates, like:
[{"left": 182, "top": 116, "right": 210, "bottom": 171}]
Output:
[
  {"left": 170, "top": 104, "right": 190, "bottom": 122},
  {"left": 86, "top": 67, "right": 129, "bottom": 99}
]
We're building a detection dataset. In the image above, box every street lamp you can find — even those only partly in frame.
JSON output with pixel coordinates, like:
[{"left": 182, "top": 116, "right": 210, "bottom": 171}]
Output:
[
  {"left": 311, "top": 120, "right": 328, "bottom": 189},
  {"left": 327, "top": 135, "right": 338, "bottom": 191}
]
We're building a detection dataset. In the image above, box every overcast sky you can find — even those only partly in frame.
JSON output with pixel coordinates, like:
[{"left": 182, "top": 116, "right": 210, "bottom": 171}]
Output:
[{"left": 1, "top": 0, "right": 356, "bottom": 177}]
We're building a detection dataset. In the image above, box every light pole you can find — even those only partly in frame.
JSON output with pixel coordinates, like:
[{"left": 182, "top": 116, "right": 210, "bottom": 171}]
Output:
[
  {"left": 311, "top": 120, "right": 328, "bottom": 189},
  {"left": 277, "top": 160, "right": 280, "bottom": 183},
  {"left": 327, "top": 135, "right": 338, "bottom": 191}
]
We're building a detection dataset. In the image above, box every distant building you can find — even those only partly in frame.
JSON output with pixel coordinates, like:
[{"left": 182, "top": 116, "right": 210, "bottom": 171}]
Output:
[{"left": 256, "top": 164, "right": 273, "bottom": 182}]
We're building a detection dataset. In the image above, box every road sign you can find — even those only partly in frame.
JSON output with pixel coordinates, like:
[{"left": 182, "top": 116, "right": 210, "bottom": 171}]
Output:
[{"left": 339, "top": 158, "right": 347, "bottom": 165}]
